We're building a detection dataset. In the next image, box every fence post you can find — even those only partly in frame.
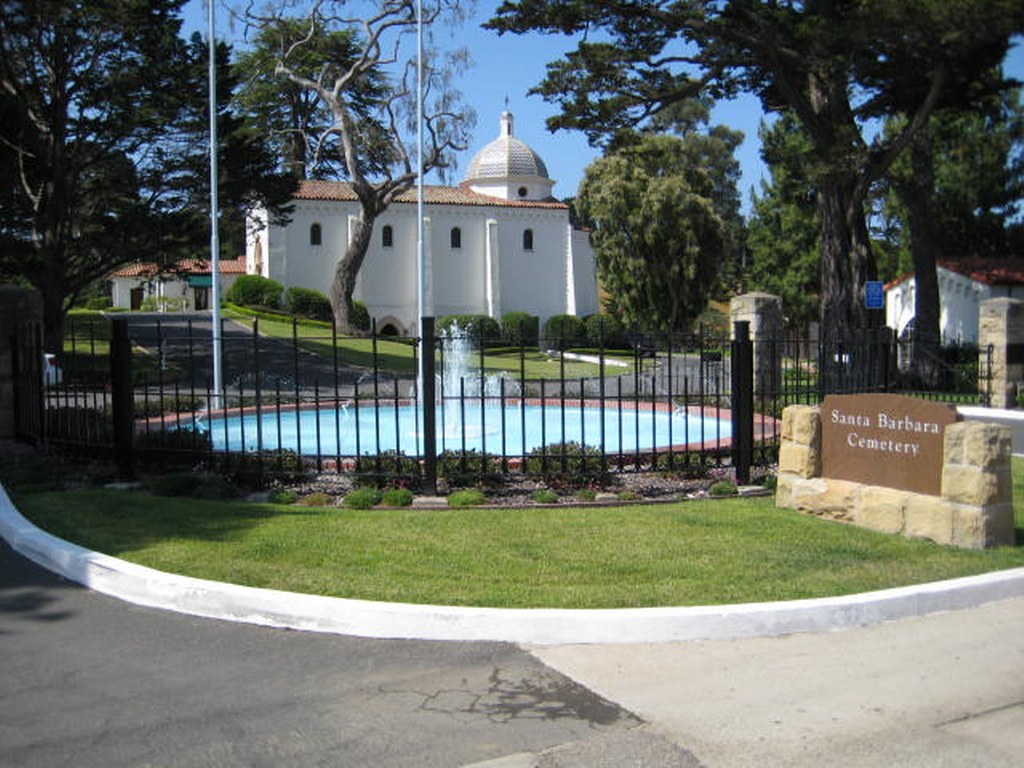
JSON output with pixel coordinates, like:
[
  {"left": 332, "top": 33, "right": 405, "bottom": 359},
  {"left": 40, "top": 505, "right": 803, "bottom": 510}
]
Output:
[
  {"left": 421, "top": 316, "right": 437, "bottom": 494},
  {"left": 731, "top": 320, "right": 753, "bottom": 485},
  {"left": 110, "top": 317, "right": 134, "bottom": 479}
]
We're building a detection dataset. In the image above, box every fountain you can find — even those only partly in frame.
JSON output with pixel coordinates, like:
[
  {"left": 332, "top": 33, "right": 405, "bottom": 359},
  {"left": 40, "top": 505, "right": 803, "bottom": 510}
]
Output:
[{"left": 200, "top": 326, "right": 732, "bottom": 458}]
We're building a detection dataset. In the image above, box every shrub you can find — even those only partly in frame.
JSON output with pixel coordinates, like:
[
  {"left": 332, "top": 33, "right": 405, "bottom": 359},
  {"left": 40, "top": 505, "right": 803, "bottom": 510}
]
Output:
[
  {"left": 447, "top": 489, "right": 487, "bottom": 508},
  {"left": 617, "top": 490, "right": 641, "bottom": 501},
  {"left": 438, "top": 314, "right": 501, "bottom": 346},
  {"left": 354, "top": 450, "right": 421, "bottom": 490},
  {"left": 351, "top": 300, "right": 371, "bottom": 332},
  {"left": 584, "top": 314, "right": 629, "bottom": 350},
  {"left": 226, "top": 275, "right": 283, "bottom": 310},
  {"left": 530, "top": 488, "right": 559, "bottom": 504},
  {"left": 437, "top": 449, "right": 502, "bottom": 486},
  {"left": 573, "top": 488, "right": 598, "bottom": 502},
  {"left": 524, "top": 442, "right": 608, "bottom": 485},
  {"left": 268, "top": 487, "right": 298, "bottom": 505},
  {"left": 709, "top": 480, "right": 738, "bottom": 497},
  {"left": 344, "top": 487, "right": 382, "bottom": 509},
  {"left": 543, "top": 314, "right": 586, "bottom": 350},
  {"left": 284, "top": 286, "right": 332, "bottom": 322},
  {"left": 500, "top": 312, "right": 539, "bottom": 347},
  {"left": 380, "top": 487, "right": 414, "bottom": 507}
]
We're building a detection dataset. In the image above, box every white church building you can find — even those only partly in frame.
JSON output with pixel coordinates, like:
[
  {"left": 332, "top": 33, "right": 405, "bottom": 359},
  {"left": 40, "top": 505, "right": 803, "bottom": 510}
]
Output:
[{"left": 245, "top": 112, "right": 599, "bottom": 335}]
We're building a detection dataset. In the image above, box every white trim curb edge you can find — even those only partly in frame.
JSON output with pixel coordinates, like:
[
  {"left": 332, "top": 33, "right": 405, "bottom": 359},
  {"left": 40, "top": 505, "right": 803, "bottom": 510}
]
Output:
[{"left": 4, "top": 483, "right": 1023, "bottom": 645}]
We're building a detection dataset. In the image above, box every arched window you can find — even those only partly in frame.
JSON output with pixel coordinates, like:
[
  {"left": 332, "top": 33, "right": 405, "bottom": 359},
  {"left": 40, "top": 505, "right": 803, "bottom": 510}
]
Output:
[
  {"left": 382, "top": 225, "right": 393, "bottom": 248},
  {"left": 450, "top": 226, "right": 462, "bottom": 249},
  {"left": 309, "top": 222, "right": 322, "bottom": 246},
  {"left": 523, "top": 228, "right": 534, "bottom": 251}
]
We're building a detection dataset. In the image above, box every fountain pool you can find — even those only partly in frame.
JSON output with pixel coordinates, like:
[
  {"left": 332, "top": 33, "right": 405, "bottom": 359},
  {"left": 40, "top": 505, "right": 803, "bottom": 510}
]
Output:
[{"left": 202, "top": 401, "right": 732, "bottom": 457}]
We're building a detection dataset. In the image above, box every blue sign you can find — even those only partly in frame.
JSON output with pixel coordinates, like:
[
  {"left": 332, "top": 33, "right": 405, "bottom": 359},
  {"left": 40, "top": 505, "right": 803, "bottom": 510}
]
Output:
[{"left": 865, "top": 281, "right": 885, "bottom": 310}]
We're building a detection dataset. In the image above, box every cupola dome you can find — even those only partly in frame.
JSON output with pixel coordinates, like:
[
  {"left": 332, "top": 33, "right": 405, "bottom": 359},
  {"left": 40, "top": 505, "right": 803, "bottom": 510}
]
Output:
[{"left": 464, "top": 111, "right": 555, "bottom": 201}]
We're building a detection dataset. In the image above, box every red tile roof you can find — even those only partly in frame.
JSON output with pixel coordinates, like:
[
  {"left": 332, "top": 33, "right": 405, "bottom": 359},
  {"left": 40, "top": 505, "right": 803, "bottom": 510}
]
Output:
[
  {"left": 294, "top": 179, "right": 569, "bottom": 210},
  {"left": 111, "top": 257, "right": 246, "bottom": 278}
]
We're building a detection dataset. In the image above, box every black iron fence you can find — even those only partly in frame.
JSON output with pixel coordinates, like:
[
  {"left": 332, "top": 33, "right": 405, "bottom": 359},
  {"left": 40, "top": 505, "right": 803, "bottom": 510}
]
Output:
[{"left": 17, "top": 312, "right": 993, "bottom": 488}]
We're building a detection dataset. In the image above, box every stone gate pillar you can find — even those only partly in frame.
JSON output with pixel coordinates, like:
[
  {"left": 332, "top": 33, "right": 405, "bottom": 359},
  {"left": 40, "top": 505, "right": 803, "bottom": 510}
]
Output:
[
  {"left": 730, "top": 292, "right": 783, "bottom": 397},
  {"left": 0, "top": 286, "right": 43, "bottom": 439},
  {"left": 978, "top": 298, "right": 1024, "bottom": 409}
]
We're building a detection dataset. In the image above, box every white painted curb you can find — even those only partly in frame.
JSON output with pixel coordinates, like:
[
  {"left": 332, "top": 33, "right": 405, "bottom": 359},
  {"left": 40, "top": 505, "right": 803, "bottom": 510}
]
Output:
[{"left": 3, "top": 482, "right": 1023, "bottom": 645}]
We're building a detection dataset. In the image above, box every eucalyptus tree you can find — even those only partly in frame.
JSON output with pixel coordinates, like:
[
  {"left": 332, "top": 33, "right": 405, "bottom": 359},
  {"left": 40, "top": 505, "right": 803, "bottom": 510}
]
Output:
[{"left": 243, "top": 0, "right": 476, "bottom": 332}]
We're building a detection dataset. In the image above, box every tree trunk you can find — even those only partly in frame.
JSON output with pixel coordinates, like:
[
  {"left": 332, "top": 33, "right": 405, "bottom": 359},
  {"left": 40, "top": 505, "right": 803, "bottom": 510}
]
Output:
[
  {"left": 330, "top": 210, "right": 376, "bottom": 333},
  {"left": 817, "top": 174, "right": 881, "bottom": 391},
  {"left": 896, "top": 129, "right": 942, "bottom": 386}
]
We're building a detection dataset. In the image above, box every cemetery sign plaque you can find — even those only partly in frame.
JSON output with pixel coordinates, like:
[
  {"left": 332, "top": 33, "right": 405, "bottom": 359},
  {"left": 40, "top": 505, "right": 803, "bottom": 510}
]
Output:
[{"left": 820, "top": 393, "right": 960, "bottom": 496}]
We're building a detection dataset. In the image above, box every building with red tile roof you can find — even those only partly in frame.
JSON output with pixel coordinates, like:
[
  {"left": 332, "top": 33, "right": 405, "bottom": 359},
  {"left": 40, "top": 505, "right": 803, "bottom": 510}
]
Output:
[
  {"left": 246, "top": 112, "right": 598, "bottom": 335},
  {"left": 109, "top": 258, "right": 246, "bottom": 311},
  {"left": 885, "top": 259, "right": 1024, "bottom": 344}
]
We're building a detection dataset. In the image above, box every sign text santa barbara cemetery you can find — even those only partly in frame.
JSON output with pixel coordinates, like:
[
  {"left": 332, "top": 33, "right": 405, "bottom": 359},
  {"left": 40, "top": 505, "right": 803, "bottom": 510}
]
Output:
[{"left": 820, "top": 393, "right": 960, "bottom": 496}]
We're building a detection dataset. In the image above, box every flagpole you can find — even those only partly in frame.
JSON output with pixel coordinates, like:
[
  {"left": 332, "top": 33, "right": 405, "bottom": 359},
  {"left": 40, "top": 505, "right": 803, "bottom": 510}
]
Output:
[{"left": 208, "top": 0, "right": 223, "bottom": 407}]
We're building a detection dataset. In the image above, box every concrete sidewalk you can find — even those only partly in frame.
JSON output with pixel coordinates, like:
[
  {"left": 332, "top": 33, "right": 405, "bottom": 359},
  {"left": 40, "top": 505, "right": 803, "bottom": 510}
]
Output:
[{"left": 531, "top": 595, "right": 1024, "bottom": 767}]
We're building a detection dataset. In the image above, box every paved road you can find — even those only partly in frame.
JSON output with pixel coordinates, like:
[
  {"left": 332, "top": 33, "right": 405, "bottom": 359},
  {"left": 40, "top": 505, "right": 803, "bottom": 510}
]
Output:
[
  {"left": 117, "top": 312, "right": 369, "bottom": 391},
  {"left": 0, "top": 541, "right": 696, "bottom": 768}
]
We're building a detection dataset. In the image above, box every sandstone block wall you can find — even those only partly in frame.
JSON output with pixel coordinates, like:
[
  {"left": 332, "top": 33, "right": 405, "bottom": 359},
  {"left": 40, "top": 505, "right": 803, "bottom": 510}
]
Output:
[{"left": 776, "top": 405, "right": 1015, "bottom": 549}]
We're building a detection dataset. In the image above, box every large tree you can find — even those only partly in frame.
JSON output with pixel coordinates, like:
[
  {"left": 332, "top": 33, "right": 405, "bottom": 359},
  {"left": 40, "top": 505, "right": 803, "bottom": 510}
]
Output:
[
  {"left": 488, "top": 0, "right": 1024, "bottom": 365},
  {"left": 244, "top": 0, "right": 475, "bottom": 332},
  {"left": 746, "top": 113, "right": 821, "bottom": 334},
  {"left": 235, "top": 19, "right": 388, "bottom": 180},
  {"left": 576, "top": 133, "right": 726, "bottom": 332},
  {"left": 0, "top": 0, "right": 189, "bottom": 349},
  {"left": 0, "top": 2, "right": 294, "bottom": 349}
]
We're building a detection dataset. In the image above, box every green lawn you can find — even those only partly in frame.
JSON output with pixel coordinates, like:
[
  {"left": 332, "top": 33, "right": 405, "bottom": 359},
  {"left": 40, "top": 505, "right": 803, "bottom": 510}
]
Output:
[{"left": 12, "top": 472, "right": 1024, "bottom": 609}]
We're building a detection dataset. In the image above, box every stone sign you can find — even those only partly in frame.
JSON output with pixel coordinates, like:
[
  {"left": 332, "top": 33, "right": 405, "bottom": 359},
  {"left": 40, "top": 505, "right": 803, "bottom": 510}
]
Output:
[{"left": 820, "top": 393, "right": 960, "bottom": 496}]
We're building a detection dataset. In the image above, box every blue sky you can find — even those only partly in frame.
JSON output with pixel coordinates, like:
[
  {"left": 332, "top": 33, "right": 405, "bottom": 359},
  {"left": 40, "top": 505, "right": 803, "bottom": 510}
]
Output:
[{"left": 186, "top": 1, "right": 1023, "bottom": 212}]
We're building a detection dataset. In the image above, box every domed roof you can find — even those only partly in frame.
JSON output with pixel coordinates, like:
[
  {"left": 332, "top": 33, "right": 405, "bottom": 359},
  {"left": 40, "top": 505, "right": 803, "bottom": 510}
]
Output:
[{"left": 466, "top": 112, "right": 550, "bottom": 181}]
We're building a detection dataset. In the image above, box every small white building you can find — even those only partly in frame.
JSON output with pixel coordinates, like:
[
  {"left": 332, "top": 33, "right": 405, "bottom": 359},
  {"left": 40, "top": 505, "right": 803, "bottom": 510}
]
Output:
[
  {"left": 110, "top": 258, "right": 246, "bottom": 312},
  {"left": 886, "top": 259, "right": 1024, "bottom": 345},
  {"left": 246, "top": 111, "right": 599, "bottom": 335}
]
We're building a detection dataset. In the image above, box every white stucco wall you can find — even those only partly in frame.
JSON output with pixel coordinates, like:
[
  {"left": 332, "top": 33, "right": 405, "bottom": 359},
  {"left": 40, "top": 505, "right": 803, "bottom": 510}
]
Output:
[
  {"left": 248, "top": 196, "right": 599, "bottom": 335},
  {"left": 885, "top": 265, "right": 1024, "bottom": 346}
]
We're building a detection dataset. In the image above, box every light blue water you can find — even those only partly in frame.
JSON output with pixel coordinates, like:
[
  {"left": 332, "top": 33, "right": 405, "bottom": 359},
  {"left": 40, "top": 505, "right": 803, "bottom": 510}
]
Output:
[{"left": 204, "top": 402, "right": 732, "bottom": 457}]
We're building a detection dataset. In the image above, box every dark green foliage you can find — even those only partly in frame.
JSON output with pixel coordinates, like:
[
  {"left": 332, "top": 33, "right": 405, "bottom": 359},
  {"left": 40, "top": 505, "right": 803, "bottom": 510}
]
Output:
[
  {"left": 226, "top": 275, "right": 283, "bottom": 310},
  {"left": 709, "top": 480, "right": 739, "bottom": 497},
  {"left": 135, "top": 426, "right": 211, "bottom": 452},
  {"left": 438, "top": 315, "right": 502, "bottom": 346},
  {"left": 437, "top": 449, "right": 503, "bottom": 486},
  {"left": 584, "top": 314, "right": 628, "bottom": 349},
  {"left": 148, "top": 472, "right": 204, "bottom": 498},
  {"left": 380, "top": 487, "right": 415, "bottom": 507},
  {"left": 447, "top": 489, "right": 487, "bottom": 508},
  {"left": 224, "top": 450, "right": 306, "bottom": 488},
  {"left": 284, "top": 286, "right": 332, "bottom": 321},
  {"left": 193, "top": 475, "right": 241, "bottom": 500},
  {"left": 344, "top": 487, "right": 382, "bottom": 509},
  {"left": 268, "top": 487, "right": 298, "bottom": 504},
  {"left": 44, "top": 407, "right": 112, "bottom": 443},
  {"left": 500, "top": 312, "right": 540, "bottom": 347},
  {"left": 524, "top": 442, "right": 608, "bottom": 485},
  {"left": 543, "top": 315, "right": 586, "bottom": 350},
  {"left": 530, "top": 488, "right": 559, "bottom": 504},
  {"left": 133, "top": 395, "right": 205, "bottom": 419},
  {"left": 351, "top": 300, "right": 371, "bottom": 332},
  {"left": 354, "top": 450, "right": 421, "bottom": 490}
]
